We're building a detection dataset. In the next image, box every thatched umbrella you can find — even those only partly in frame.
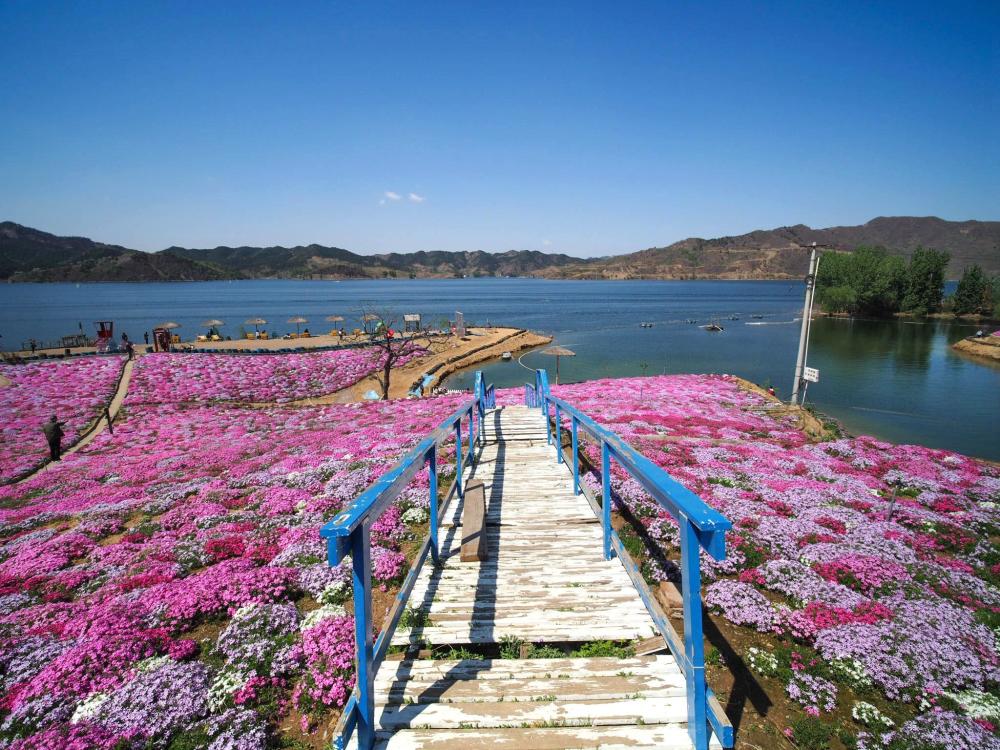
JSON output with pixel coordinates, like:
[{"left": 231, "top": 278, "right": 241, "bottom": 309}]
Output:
[
  {"left": 245, "top": 317, "right": 267, "bottom": 334},
  {"left": 287, "top": 316, "right": 308, "bottom": 335},
  {"left": 155, "top": 321, "right": 180, "bottom": 330},
  {"left": 325, "top": 315, "right": 345, "bottom": 331},
  {"left": 541, "top": 345, "right": 575, "bottom": 385},
  {"left": 201, "top": 319, "right": 224, "bottom": 336}
]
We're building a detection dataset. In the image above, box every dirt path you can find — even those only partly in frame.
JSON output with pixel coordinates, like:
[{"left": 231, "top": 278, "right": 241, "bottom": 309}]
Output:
[
  {"left": 279, "top": 328, "right": 551, "bottom": 406},
  {"left": 732, "top": 376, "right": 833, "bottom": 440},
  {"left": 15, "top": 358, "right": 135, "bottom": 483}
]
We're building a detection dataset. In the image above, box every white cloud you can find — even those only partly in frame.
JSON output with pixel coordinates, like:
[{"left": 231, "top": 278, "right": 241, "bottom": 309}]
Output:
[
  {"left": 408, "top": 192, "right": 426, "bottom": 203},
  {"left": 384, "top": 191, "right": 402, "bottom": 201},
  {"left": 542, "top": 239, "right": 552, "bottom": 247}
]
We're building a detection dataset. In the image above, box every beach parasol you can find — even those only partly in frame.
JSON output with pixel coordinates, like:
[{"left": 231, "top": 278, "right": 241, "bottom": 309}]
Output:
[
  {"left": 155, "top": 322, "right": 180, "bottom": 330},
  {"left": 245, "top": 317, "right": 267, "bottom": 334},
  {"left": 201, "top": 319, "right": 225, "bottom": 327},
  {"left": 325, "top": 315, "right": 345, "bottom": 331},
  {"left": 541, "top": 345, "right": 575, "bottom": 385},
  {"left": 287, "top": 316, "right": 308, "bottom": 335},
  {"left": 360, "top": 313, "right": 381, "bottom": 333}
]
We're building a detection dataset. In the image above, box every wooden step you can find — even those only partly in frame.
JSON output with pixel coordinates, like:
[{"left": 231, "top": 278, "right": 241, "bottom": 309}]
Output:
[{"left": 373, "top": 724, "right": 719, "bottom": 750}]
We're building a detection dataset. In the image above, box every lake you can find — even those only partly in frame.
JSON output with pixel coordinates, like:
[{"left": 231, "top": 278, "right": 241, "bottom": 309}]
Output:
[{"left": 2, "top": 279, "right": 997, "bottom": 460}]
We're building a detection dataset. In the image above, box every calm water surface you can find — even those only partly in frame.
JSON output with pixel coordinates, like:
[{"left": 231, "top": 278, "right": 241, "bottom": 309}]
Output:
[{"left": 1, "top": 279, "right": 996, "bottom": 460}]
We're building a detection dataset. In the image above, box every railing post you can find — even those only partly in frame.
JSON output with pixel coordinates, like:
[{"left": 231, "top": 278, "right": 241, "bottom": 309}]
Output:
[
  {"left": 455, "top": 421, "right": 464, "bottom": 498},
  {"left": 555, "top": 404, "right": 563, "bottom": 464},
  {"left": 351, "top": 525, "right": 375, "bottom": 750},
  {"left": 601, "top": 441, "right": 613, "bottom": 561},
  {"left": 467, "top": 408, "right": 475, "bottom": 465},
  {"left": 571, "top": 416, "right": 579, "bottom": 494},
  {"left": 680, "top": 519, "right": 709, "bottom": 750},
  {"left": 428, "top": 446, "right": 439, "bottom": 565},
  {"left": 544, "top": 397, "right": 552, "bottom": 445}
]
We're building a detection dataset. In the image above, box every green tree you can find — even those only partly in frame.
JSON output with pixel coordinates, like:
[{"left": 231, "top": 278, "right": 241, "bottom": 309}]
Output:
[
  {"left": 815, "top": 246, "right": 906, "bottom": 317},
  {"left": 952, "top": 265, "right": 992, "bottom": 315},
  {"left": 818, "top": 285, "right": 857, "bottom": 314},
  {"left": 901, "top": 247, "right": 949, "bottom": 314}
]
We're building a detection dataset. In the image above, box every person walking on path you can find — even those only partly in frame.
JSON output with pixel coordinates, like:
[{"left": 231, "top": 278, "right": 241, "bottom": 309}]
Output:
[
  {"left": 125, "top": 341, "right": 135, "bottom": 360},
  {"left": 42, "top": 415, "right": 65, "bottom": 461}
]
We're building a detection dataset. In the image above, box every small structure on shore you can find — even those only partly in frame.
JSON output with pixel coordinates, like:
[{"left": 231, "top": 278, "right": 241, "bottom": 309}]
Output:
[
  {"left": 542, "top": 345, "right": 575, "bottom": 384},
  {"left": 403, "top": 314, "right": 421, "bottom": 333}
]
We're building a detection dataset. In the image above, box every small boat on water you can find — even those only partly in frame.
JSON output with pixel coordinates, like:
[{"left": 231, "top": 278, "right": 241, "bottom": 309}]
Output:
[
  {"left": 702, "top": 322, "right": 724, "bottom": 332},
  {"left": 686, "top": 319, "right": 698, "bottom": 324},
  {"left": 501, "top": 351, "right": 512, "bottom": 361},
  {"left": 639, "top": 322, "right": 654, "bottom": 328},
  {"left": 751, "top": 314, "right": 764, "bottom": 319}
]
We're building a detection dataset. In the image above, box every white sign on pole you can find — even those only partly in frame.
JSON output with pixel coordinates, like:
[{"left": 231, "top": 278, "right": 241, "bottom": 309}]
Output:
[
  {"left": 803, "top": 366, "right": 820, "bottom": 383},
  {"left": 455, "top": 311, "right": 465, "bottom": 337}
]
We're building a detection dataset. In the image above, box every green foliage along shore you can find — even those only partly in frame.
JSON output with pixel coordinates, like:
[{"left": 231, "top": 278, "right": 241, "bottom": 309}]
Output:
[
  {"left": 816, "top": 246, "right": 998, "bottom": 319},
  {"left": 951, "top": 264, "right": 999, "bottom": 317}
]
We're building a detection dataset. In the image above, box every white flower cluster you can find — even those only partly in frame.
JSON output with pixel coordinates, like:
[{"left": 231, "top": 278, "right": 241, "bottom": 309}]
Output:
[
  {"left": 852, "top": 701, "right": 894, "bottom": 730},
  {"left": 402, "top": 506, "right": 429, "bottom": 525},
  {"left": 303, "top": 603, "right": 348, "bottom": 630},
  {"left": 208, "top": 668, "right": 249, "bottom": 710},
  {"left": 830, "top": 658, "right": 873, "bottom": 690},
  {"left": 944, "top": 689, "right": 1000, "bottom": 720},
  {"left": 318, "top": 579, "right": 351, "bottom": 606},
  {"left": 70, "top": 692, "right": 109, "bottom": 724},
  {"left": 746, "top": 646, "right": 779, "bottom": 677}
]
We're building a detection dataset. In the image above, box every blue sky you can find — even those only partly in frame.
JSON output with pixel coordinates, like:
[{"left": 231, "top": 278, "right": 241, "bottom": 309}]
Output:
[{"left": 1, "top": 1, "right": 997, "bottom": 256}]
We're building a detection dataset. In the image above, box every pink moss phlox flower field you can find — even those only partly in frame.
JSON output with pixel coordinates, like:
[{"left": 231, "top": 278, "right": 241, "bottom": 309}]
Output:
[
  {"left": 126, "top": 346, "right": 425, "bottom": 405},
  {"left": 0, "top": 357, "right": 125, "bottom": 482},
  {"left": 3, "top": 368, "right": 997, "bottom": 748},
  {"left": 0, "top": 387, "right": 462, "bottom": 748},
  {"left": 502, "top": 374, "right": 1000, "bottom": 746}
]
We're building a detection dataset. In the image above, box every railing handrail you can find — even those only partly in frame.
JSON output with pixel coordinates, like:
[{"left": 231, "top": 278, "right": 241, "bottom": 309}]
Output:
[
  {"left": 528, "top": 368, "right": 733, "bottom": 750},
  {"left": 319, "top": 399, "right": 476, "bottom": 540},
  {"left": 322, "top": 372, "right": 495, "bottom": 750},
  {"left": 546, "top": 393, "right": 731, "bottom": 556}
]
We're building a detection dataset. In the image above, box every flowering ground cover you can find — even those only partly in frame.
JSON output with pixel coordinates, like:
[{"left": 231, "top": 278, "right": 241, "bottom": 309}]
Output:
[
  {"left": 0, "top": 394, "right": 461, "bottom": 749},
  {"left": 0, "top": 357, "right": 126, "bottom": 483},
  {"left": 528, "top": 375, "right": 1000, "bottom": 749},
  {"left": 126, "top": 346, "right": 426, "bottom": 405},
  {"left": 3, "top": 368, "right": 997, "bottom": 749}
]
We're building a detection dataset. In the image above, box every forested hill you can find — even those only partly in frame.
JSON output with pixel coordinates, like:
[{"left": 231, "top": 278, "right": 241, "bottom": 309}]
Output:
[{"left": 2, "top": 216, "right": 997, "bottom": 282}]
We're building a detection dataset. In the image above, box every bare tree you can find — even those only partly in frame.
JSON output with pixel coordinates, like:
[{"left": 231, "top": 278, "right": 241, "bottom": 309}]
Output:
[{"left": 360, "top": 306, "right": 432, "bottom": 400}]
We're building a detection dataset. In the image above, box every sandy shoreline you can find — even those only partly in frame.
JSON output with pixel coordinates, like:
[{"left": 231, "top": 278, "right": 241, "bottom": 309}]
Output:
[{"left": 952, "top": 336, "right": 1000, "bottom": 362}]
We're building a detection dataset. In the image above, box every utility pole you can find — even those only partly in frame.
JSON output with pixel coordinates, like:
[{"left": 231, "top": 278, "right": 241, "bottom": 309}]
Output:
[{"left": 790, "top": 243, "right": 822, "bottom": 405}]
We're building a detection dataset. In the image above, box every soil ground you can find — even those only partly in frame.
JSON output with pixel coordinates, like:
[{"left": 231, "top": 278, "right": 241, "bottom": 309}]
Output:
[{"left": 953, "top": 335, "right": 1000, "bottom": 362}]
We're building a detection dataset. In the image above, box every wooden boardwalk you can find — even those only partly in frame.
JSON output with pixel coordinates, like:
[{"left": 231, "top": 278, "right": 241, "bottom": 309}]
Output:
[{"left": 368, "top": 406, "right": 717, "bottom": 749}]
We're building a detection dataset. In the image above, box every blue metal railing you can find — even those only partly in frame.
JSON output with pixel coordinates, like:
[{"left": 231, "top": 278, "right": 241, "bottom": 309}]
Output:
[
  {"left": 526, "top": 368, "right": 734, "bottom": 750},
  {"left": 320, "top": 372, "right": 494, "bottom": 750}
]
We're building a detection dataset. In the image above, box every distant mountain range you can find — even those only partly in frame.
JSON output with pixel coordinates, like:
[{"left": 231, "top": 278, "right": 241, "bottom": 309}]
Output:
[{"left": 2, "top": 216, "right": 997, "bottom": 282}]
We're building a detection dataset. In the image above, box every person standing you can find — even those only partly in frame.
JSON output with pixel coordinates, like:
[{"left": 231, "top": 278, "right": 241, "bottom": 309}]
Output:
[
  {"left": 30, "top": 339, "right": 37, "bottom": 355},
  {"left": 143, "top": 331, "right": 149, "bottom": 346},
  {"left": 126, "top": 341, "right": 135, "bottom": 360},
  {"left": 42, "top": 415, "right": 65, "bottom": 461}
]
